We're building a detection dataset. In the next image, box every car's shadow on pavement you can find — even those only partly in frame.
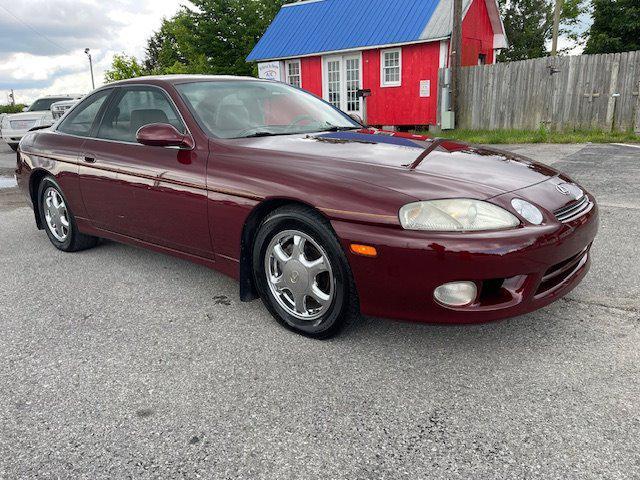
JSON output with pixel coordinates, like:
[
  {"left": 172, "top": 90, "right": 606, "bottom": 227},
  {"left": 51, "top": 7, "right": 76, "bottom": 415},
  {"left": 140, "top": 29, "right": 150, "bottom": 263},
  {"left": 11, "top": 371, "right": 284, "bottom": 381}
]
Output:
[
  {"left": 90, "top": 231, "right": 604, "bottom": 352},
  {"left": 340, "top": 307, "right": 569, "bottom": 347},
  {"left": 95, "top": 237, "right": 570, "bottom": 350}
]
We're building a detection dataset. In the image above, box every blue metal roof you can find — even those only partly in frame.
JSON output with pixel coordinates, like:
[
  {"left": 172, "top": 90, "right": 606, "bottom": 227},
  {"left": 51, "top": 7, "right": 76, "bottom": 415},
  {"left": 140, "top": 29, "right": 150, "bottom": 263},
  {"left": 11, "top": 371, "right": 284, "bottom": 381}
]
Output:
[{"left": 247, "top": 0, "right": 444, "bottom": 62}]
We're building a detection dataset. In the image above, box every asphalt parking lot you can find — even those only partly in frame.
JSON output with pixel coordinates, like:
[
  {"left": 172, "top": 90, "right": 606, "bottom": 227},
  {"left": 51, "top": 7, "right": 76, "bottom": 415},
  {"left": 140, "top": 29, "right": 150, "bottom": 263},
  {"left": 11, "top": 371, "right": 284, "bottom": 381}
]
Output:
[{"left": 0, "top": 141, "right": 639, "bottom": 479}]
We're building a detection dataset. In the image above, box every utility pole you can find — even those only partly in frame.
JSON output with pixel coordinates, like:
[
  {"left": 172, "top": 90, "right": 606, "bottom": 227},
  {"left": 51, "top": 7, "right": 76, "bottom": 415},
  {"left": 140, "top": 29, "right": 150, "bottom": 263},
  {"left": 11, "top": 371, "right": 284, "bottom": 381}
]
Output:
[
  {"left": 551, "top": 0, "right": 564, "bottom": 56},
  {"left": 450, "top": 0, "right": 463, "bottom": 122},
  {"left": 9, "top": 89, "right": 15, "bottom": 106},
  {"left": 85, "top": 48, "right": 95, "bottom": 90}
]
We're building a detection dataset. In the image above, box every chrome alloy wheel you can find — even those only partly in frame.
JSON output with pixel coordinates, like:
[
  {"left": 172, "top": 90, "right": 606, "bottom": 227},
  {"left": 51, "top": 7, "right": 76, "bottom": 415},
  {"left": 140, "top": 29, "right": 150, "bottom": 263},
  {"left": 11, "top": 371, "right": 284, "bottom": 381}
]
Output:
[
  {"left": 43, "top": 187, "right": 70, "bottom": 242},
  {"left": 265, "top": 230, "right": 335, "bottom": 321}
]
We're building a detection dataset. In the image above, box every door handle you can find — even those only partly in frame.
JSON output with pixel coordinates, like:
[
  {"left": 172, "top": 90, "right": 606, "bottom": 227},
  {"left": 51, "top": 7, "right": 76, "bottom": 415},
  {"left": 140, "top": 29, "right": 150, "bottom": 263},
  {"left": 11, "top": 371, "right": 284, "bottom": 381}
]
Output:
[{"left": 84, "top": 155, "right": 96, "bottom": 164}]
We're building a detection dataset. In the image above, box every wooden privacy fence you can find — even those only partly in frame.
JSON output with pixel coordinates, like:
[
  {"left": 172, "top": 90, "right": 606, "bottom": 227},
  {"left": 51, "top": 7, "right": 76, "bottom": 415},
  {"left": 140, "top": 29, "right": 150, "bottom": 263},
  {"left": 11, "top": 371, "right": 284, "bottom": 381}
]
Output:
[{"left": 442, "top": 51, "right": 640, "bottom": 132}]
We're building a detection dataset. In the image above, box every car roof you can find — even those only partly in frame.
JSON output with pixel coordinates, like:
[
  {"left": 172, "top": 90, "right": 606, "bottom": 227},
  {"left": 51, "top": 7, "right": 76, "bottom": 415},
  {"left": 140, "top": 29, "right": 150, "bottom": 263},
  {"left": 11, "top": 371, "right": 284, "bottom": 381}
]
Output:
[
  {"left": 34, "top": 94, "right": 83, "bottom": 99},
  {"left": 107, "top": 74, "right": 263, "bottom": 87},
  {"left": 51, "top": 99, "right": 80, "bottom": 105}
]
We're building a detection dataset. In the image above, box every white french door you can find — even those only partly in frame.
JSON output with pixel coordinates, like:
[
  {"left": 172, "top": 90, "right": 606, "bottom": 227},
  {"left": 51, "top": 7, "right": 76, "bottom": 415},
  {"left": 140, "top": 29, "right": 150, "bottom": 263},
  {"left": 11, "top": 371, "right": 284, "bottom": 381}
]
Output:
[{"left": 322, "top": 54, "right": 363, "bottom": 118}]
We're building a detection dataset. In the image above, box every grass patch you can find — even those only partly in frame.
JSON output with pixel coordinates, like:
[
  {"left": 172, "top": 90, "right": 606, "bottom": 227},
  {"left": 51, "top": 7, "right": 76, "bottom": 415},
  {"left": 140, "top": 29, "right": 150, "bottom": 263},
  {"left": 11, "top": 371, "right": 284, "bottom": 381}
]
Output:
[{"left": 418, "top": 128, "right": 639, "bottom": 145}]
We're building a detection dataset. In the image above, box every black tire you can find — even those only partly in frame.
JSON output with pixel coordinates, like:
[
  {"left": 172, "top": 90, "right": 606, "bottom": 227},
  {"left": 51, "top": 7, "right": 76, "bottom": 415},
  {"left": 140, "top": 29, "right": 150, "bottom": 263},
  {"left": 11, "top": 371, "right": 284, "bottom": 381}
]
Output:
[
  {"left": 37, "top": 176, "right": 98, "bottom": 252},
  {"left": 8, "top": 143, "right": 18, "bottom": 152},
  {"left": 253, "top": 205, "right": 359, "bottom": 339}
]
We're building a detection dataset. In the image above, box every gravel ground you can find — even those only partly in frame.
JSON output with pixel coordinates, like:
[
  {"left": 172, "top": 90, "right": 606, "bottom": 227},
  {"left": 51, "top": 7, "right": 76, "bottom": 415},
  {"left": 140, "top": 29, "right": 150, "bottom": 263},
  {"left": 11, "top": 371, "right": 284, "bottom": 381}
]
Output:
[{"left": 0, "top": 142, "right": 639, "bottom": 479}]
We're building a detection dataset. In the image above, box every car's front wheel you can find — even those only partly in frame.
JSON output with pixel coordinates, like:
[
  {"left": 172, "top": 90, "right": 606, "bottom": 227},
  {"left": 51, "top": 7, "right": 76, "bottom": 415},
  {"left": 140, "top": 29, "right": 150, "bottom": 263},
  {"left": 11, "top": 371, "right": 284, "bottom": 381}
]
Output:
[
  {"left": 253, "top": 205, "right": 359, "bottom": 339},
  {"left": 38, "top": 176, "right": 98, "bottom": 252}
]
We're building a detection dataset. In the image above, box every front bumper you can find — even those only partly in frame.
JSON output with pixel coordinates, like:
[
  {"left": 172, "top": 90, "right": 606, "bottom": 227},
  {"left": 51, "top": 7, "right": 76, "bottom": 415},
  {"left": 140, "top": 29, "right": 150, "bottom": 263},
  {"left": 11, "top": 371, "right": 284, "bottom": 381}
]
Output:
[{"left": 333, "top": 200, "right": 599, "bottom": 324}]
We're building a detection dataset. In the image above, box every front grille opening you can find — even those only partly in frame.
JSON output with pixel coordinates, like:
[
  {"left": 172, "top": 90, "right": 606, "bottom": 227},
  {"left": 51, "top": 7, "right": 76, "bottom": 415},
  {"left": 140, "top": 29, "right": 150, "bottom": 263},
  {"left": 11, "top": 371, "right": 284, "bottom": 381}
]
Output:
[
  {"left": 554, "top": 196, "right": 593, "bottom": 223},
  {"left": 536, "top": 246, "right": 590, "bottom": 296}
]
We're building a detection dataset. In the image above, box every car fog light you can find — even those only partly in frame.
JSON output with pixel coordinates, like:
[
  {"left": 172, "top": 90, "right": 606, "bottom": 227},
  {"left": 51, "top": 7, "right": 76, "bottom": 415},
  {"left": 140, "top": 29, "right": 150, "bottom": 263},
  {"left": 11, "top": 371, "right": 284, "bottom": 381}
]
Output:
[{"left": 434, "top": 282, "right": 477, "bottom": 307}]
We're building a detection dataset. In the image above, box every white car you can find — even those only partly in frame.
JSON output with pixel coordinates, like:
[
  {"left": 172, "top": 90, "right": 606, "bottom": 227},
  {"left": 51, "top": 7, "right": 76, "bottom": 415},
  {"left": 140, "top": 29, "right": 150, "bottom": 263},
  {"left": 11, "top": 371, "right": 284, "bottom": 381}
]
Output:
[
  {"left": 1, "top": 95, "right": 82, "bottom": 151},
  {"left": 51, "top": 99, "right": 81, "bottom": 120}
]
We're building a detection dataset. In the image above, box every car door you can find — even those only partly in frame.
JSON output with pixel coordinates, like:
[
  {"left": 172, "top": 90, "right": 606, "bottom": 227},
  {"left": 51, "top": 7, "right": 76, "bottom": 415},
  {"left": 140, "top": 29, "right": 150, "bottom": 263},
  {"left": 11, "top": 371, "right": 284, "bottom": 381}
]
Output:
[
  {"left": 54, "top": 88, "right": 115, "bottom": 221},
  {"left": 80, "top": 85, "right": 213, "bottom": 259}
]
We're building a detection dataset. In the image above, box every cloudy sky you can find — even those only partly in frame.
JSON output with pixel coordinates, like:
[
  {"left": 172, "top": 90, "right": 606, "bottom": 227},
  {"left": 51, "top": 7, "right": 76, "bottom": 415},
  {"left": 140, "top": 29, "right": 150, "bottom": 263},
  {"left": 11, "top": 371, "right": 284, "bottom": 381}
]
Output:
[{"left": 0, "top": 0, "right": 187, "bottom": 104}]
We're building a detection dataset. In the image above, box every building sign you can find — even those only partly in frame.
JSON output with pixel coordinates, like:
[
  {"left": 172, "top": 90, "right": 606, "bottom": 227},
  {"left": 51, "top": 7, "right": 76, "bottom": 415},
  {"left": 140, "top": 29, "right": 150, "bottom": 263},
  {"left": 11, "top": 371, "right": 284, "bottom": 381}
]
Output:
[
  {"left": 258, "top": 61, "right": 284, "bottom": 81},
  {"left": 420, "top": 80, "right": 431, "bottom": 98}
]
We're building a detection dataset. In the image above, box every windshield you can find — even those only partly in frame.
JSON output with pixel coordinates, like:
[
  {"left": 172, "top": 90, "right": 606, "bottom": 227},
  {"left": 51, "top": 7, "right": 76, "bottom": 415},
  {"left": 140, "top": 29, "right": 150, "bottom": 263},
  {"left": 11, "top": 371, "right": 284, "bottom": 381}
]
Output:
[
  {"left": 176, "top": 81, "right": 360, "bottom": 139},
  {"left": 28, "top": 98, "right": 73, "bottom": 112}
]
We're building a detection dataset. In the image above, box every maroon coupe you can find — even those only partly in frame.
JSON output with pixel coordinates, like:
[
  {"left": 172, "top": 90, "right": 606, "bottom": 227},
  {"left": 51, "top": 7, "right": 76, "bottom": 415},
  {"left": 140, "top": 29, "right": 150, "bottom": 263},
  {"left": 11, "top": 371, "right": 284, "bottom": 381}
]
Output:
[{"left": 15, "top": 75, "right": 598, "bottom": 338}]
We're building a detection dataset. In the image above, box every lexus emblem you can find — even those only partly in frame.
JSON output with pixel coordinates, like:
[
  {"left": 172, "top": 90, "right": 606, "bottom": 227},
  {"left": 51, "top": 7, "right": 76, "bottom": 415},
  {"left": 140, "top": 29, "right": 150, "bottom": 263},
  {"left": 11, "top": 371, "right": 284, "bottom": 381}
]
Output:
[
  {"left": 290, "top": 270, "right": 300, "bottom": 284},
  {"left": 556, "top": 183, "right": 583, "bottom": 200}
]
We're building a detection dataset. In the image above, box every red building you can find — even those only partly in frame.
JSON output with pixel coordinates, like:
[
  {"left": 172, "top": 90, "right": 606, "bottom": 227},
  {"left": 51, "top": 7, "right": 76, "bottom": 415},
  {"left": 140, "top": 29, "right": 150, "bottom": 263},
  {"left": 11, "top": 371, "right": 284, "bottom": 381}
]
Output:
[{"left": 248, "top": 0, "right": 506, "bottom": 128}]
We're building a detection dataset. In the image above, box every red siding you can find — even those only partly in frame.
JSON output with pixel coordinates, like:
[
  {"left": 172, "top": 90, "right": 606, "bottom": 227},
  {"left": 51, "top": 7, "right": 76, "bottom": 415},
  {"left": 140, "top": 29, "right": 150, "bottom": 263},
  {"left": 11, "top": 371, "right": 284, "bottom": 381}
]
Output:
[
  {"left": 461, "top": 0, "right": 495, "bottom": 65},
  {"left": 292, "top": 0, "right": 496, "bottom": 126},
  {"left": 301, "top": 56, "right": 322, "bottom": 97},
  {"left": 363, "top": 42, "right": 441, "bottom": 126}
]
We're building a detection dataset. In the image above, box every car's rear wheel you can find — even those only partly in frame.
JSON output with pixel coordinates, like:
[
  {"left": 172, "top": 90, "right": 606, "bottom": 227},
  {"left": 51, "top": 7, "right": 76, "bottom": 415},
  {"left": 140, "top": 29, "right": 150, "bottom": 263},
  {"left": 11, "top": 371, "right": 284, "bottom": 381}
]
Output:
[
  {"left": 38, "top": 176, "right": 98, "bottom": 252},
  {"left": 253, "top": 205, "right": 359, "bottom": 339}
]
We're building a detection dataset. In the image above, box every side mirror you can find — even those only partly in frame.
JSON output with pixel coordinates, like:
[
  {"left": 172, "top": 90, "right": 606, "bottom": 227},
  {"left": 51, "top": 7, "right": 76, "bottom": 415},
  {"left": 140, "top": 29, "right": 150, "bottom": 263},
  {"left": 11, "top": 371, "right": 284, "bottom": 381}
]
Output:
[
  {"left": 136, "top": 123, "right": 194, "bottom": 149},
  {"left": 22, "top": 107, "right": 29, "bottom": 112},
  {"left": 349, "top": 113, "right": 365, "bottom": 126}
]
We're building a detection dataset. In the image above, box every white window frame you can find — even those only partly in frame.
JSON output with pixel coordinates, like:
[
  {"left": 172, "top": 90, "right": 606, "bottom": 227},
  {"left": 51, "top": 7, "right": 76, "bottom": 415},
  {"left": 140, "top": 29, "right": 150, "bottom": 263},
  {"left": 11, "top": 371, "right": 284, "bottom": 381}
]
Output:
[
  {"left": 380, "top": 48, "right": 402, "bottom": 88},
  {"left": 321, "top": 53, "right": 363, "bottom": 117},
  {"left": 344, "top": 54, "right": 363, "bottom": 115},
  {"left": 322, "top": 55, "right": 343, "bottom": 110},
  {"left": 285, "top": 59, "right": 302, "bottom": 88}
]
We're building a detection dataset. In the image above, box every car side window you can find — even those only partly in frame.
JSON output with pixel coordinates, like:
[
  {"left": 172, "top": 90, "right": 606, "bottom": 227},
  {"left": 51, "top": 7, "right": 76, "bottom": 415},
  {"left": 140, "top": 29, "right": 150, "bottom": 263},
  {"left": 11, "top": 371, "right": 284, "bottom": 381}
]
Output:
[
  {"left": 57, "top": 90, "right": 112, "bottom": 137},
  {"left": 97, "top": 87, "right": 185, "bottom": 143}
]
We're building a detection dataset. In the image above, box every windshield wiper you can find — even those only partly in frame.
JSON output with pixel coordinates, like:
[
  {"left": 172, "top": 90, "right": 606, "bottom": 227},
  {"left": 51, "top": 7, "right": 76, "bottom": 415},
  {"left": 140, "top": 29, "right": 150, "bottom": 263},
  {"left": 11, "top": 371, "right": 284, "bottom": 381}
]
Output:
[
  {"left": 237, "top": 125, "right": 359, "bottom": 138},
  {"left": 237, "top": 131, "right": 285, "bottom": 138},
  {"left": 318, "top": 126, "right": 360, "bottom": 133}
]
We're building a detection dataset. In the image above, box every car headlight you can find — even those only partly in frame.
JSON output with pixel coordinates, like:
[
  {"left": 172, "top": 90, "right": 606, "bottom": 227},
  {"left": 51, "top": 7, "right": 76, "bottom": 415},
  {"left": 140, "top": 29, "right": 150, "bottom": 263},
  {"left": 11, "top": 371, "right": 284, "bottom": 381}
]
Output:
[
  {"left": 511, "top": 199, "right": 543, "bottom": 225},
  {"left": 399, "top": 199, "right": 520, "bottom": 232}
]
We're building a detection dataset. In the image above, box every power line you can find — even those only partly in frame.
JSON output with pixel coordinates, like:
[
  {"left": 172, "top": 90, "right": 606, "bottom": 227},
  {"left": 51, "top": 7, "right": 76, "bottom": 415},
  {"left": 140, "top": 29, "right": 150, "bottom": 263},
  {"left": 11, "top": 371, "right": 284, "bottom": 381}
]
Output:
[{"left": 0, "top": 4, "right": 69, "bottom": 55}]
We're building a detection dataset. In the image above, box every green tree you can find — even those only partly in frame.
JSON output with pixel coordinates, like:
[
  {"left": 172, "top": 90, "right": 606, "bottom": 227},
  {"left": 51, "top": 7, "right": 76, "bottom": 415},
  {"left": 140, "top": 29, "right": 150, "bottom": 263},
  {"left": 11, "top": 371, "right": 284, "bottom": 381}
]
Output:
[
  {"left": 144, "top": 11, "right": 202, "bottom": 74},
  {"left": 103, "top": 1, "right": 313, "bottom": 81},
  {"left": 0, "top": 104, "right": 27, "bottom": 114},
  {"left": 497, "top": 0, "right": 587, "bottom": 61},
  {"left": 584, "top": 0, "right": 640, "bottom": 54},
  {"left": 143, "top": 0, "right": 296, "bottom": 76},
  {"left": 104, "top": 54, "right": 146, "bottom": 83}
]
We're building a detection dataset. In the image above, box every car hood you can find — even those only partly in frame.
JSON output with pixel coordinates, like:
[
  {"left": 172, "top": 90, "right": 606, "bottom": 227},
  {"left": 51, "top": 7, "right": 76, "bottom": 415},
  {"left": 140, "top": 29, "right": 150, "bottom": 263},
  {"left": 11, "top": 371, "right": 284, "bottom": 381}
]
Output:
[{"left": 233, "top": 129, "right": 561, "bottom": 200}]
